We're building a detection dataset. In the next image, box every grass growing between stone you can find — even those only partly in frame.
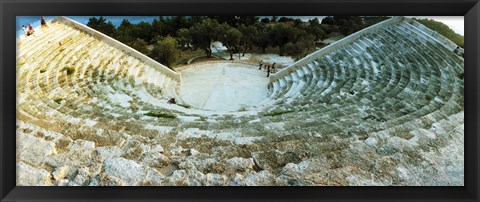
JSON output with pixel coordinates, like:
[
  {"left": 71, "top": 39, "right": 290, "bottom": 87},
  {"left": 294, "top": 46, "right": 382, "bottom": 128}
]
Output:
[
  {"left": 262, "top": 110, "right": 294, "bottom": 117},
  {"left": 53, "top": 98, "right": 64, "bottom": 104},
  {"left": 144, "top": 111, "right": 177, "bottom": 119},
  {"left": 178, "top": 103, "right": 191, "bottom": 109},
  {"left": 60, "top": 66, "right": 75, "bottom": 75},
  {"left": 238, "top": 107, "right": 248, "bottom": 112}
]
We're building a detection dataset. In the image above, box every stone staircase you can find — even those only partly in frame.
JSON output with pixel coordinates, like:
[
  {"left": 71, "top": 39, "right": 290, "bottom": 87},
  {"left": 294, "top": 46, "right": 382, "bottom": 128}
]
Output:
[{"left": 16, "top": 16, "right": 464, "bottom": 186}]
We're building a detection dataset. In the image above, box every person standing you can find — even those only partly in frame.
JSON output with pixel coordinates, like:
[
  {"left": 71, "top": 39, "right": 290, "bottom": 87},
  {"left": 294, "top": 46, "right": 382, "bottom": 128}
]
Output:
[
  {"left": 27, "top": 24, "right": 34, "bottom": 36},
  {"left": 266, "top": 65, "right": 271, "bottom": 77},
  {"left": 271, "top": 63, "right": 276, "bottom": 73},
  {"left": 41, "top": 16, "right": 49, "bottom": 28},
  {"left": 258, "top": 60, "right": 263, "bottom": 70}
]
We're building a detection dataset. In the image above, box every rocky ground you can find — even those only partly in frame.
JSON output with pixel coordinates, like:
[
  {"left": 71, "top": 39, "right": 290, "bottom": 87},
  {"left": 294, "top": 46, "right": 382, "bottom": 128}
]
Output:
[{"left": 17, "top": 110, "right": 464, "bottom": 186}]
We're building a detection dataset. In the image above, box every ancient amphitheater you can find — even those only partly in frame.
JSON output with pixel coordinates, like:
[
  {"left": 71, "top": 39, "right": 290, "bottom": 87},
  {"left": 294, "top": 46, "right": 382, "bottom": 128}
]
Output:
[{"left": 16, "top": 16, "right": 464, "bottom": 186}]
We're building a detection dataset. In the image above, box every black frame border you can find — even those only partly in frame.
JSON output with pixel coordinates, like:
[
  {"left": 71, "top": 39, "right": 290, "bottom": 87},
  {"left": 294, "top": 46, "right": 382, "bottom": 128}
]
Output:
[{"left": 1, "top": 0, "right": 479, "bottom": 201}]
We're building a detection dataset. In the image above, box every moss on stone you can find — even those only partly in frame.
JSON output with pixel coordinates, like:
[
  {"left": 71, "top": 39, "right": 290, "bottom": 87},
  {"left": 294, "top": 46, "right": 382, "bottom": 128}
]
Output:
[{"left": 144, "top": 112, "right": 176, "bottom": 119}]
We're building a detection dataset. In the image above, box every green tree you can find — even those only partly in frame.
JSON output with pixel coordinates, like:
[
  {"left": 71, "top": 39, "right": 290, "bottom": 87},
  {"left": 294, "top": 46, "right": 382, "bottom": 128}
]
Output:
[
  {"left": 219, "top": 25, "right": 242, "bottom": 60},
  {"left": 87, "top": 16, "right": 116, "bottom": 36},
  {"left": 127, "top": 38, "right": 149, "bottom": 55},
  {"left": 239, "top": 24, "right": 258, "bottom": 55},
  {"left": 362, "top": 16, "right": 391, "bottom": 27},
  {"left": 261, "top": 18, "right": 270, "bottom": 24},
  {"left": 158, "top": 16, "right": 190, "bottom": 37},
  {"left": 149, "top": 36, "right": 179, "bottom": 68},
  {"left": 176, "top": 28, "right": 193, "bottom": 50},
  {"left": 321, "top": 16, "right": 335, "bottom": 25},
  {"left": 151, "top": 17, "right": 163, "bottom": 41},
  {"left": 307, "top": 18, "right": 327, "bottom": 43},
  {"left": 114, "top": 19, "right": 139, "bottom": 44},
  {"left": 189, "top": 16, "right": 207, "bottom": 25},
  {"left": 271, "top": 16, "right": 278, "bottom": 23},
  {"left": 171, "top": 16, "right": 190, "bottom": 32},
  {"left": 335, "top": 16, "right": 364, "bottom": 35},
  {"left": 254, "top": 25, "right": 272, "bottom": 53},
  {"left": 269, "top": 23, "right": 301, "bottom": 55},
  {"left": 278, "top": 17, "right": 295, "bottom": 23},
  {"left": 284, "top": 42, "right": 304, "bottom": 58},
  {"left": 188, "top": 18, "right": 223, "bottom": 57},
  {"left": 237, "top": 16, "right": 259, "bottom": 26},
  {"left": 209, "top": 16, "right": 239, "bottom": 27},
  {"left": 298, "top": 34, "right": 316, "bottom": 55},
  {"left": 135, "top": 21, "right": 153, "bottom": 43},
  {"left": 321, "top": 16, "right": 365, "bottom": 35}
]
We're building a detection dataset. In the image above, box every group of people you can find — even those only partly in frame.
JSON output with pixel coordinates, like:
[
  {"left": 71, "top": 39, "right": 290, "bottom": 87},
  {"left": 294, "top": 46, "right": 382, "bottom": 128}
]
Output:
[
  {"left": 21, "top": 24, "right": 34, "bottom": 36},
  {"left": 258, "top": 60, "right": 276, "bottom": 77},
  {"left": 22, "top": 16, "right": 48, "bottom": 37}
]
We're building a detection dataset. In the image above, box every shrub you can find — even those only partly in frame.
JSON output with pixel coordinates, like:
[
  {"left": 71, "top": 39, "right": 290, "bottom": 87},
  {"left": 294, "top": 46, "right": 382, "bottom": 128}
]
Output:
[
  {"left": 149, "top": 36, "right": 179, "bottom": 68},
  {"left": 127, "top": 38, "right": 149, "bottom": 55}
]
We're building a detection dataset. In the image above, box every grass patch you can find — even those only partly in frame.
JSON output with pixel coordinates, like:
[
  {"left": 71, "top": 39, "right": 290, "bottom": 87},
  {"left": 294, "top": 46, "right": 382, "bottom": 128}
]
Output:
[
  {"left": 238, "top": 106, "right": 248, "bottom": 112},
  {"left": 262, "top": 110, "right": 294, "bottom": 117},
  {"left": 53, "top": 98, "right": 63, "bottom": 104},
  {"left": 144, "top": 111, "right": 176, "bottom": 119},
  {"left": 60, "top": 66, "right": 75, "bottom": 75}
]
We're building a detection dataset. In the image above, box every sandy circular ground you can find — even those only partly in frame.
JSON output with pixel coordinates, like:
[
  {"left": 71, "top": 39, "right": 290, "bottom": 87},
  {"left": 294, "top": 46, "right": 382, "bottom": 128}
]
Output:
[{"left": 178, "top": 62, "right": 269, "bottom": 112}]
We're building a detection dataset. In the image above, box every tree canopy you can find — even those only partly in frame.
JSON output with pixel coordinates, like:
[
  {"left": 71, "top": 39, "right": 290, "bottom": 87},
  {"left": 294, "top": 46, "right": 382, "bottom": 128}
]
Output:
[
  {"left": 87, "top": 16, "right": 460, "bottom": 66},
  {"left": 414, "top": 18, "right": 464, "bottom": 48},
  {"left": 149, "top": 36, "right": 179, "bottom": 68},
  {"left": 86, "top": 16, "right": 115, "bottom": 36}
]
